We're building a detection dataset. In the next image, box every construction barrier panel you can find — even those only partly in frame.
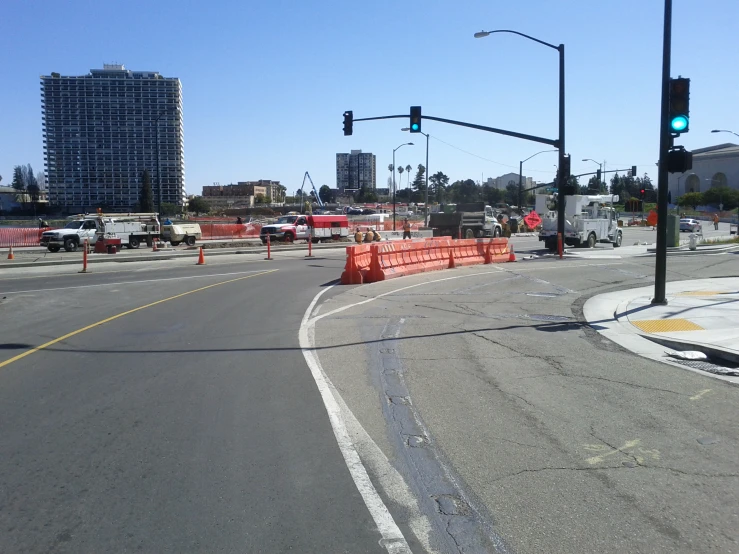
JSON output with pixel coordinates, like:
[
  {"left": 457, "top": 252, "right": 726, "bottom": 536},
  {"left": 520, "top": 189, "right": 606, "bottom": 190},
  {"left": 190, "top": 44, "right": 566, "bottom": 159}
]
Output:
[
  {"left": 0, "top": 227, "right": 50, "bottom": 248},
  {"left": 340, "top": 237, "right": 512, "bottom": 285},
  {"left": 340, "top": 244, "right": 373, "bottom": 284},
  {"left": 198, "top": 223, "right": 261, "bottom": 240}
]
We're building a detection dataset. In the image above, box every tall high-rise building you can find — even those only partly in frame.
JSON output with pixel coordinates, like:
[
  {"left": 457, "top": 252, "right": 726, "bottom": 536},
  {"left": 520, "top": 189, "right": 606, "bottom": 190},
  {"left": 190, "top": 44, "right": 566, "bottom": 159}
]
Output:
[
  {"left": 336, "top": 150, "right": 376, "bottom": 191},
  {"left": 41, "top": 64, "right": 185, "bottom": 210}
]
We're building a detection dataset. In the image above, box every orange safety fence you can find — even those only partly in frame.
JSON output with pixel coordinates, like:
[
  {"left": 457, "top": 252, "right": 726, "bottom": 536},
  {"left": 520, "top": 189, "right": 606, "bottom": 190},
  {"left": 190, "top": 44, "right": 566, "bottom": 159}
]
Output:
[
  {"left": 198, "top": 223, "right": 261, "bottom": 240},
  {"left": 340, "top": 237, "right": 512, "bottom": 285},
  {"left": 0, "top": 227, "right": 50, "bottom": 248}
]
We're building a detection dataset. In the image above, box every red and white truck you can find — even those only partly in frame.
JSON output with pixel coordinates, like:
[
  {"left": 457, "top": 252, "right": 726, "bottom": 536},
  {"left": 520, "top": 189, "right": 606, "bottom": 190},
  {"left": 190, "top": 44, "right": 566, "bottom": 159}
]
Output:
[{"left": 260, "top": 214, "right": 349, "bottom": 244}]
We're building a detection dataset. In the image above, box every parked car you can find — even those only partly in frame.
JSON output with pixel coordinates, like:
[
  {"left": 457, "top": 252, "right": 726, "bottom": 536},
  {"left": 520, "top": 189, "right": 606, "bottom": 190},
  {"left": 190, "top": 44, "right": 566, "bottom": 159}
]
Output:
[{"left": 679, "top": 218, "right": 702, "bottom": 233}]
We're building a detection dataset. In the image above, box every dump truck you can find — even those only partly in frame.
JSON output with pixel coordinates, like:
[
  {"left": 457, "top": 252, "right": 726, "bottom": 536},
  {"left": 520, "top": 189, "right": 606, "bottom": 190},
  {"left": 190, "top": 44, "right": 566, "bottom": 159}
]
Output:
[{"left": 429, "top": 202, "right": 502, "bottom": 239}]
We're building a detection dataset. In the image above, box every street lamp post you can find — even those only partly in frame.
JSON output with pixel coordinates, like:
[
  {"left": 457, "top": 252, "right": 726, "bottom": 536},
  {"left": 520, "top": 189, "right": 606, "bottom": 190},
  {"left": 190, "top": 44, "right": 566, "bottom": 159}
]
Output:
[
  {"left": 402, "top": 128, "right": 430, "bottom": 225},
  {"left": 475, "top": 29, "right": 565, "bottom": 252},
  {"left": 392, "top": 142, "right": 413, "bottom": 230},
  {"left": 582, "top": 158, "right": 603, "bottom": 187},
  {"left": 519, "top": 149, "right": 557, "bottom": 211}
]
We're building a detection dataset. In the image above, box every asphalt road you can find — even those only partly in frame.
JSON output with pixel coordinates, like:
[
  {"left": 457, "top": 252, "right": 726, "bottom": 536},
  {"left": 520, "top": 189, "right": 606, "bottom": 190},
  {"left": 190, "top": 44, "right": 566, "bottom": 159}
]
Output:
[
  {"left": 1, "top": 242, "right": 737, "bottom": 553},
  {"left": 0, "top": 252, "right": 401, "bottom": 553},
  {"left": 312, "top": 249, "right": 739, "bottom": 553}
]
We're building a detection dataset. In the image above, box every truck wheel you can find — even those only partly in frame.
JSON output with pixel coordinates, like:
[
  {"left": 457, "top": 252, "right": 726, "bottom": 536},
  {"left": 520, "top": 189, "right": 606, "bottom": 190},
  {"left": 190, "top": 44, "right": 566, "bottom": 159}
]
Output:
[
  {"left": 493, "top": 227, "right": 501, "bottom": 238},
  {"left": 465, "top": 228, "right": 475, "bottom": 239},
  {"left": 63, "top": 238, "right": 77, "bottom": 252},
  {"left": 284, "top": 233, "right": 294, "bottom": 243},
  {"left": 312, "top": 237, "right": 320, "bottom": 244},
  {"left": 587, "top": 233, "right": 596, "bottom": 248},
  {"left": 146, "top": 238, "right": 153, "bottom": 248},
  {"left": 545, "top": 239, "right": 557, "bottom": 251},
  {"left": 129, "top": 237, "right": 140, "bottom": 249},
  {"left": 614, "top": 232, "right": 622, "bottom": 248},
  {"left": 170, "top": 241, "right": 181, "bottom": 247},
  {"left": 185, "top": 235, "right": 196, "bottom": 247},
  {"left": 48, "top": 245, "right": 61, "bottom": 253}
]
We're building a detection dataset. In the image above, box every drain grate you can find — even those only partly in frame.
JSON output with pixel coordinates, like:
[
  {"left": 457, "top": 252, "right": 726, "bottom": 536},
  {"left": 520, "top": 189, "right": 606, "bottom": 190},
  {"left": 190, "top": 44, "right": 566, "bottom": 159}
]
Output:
[{"left": 673, "top": 359, "right": 739, "bottom": 377}]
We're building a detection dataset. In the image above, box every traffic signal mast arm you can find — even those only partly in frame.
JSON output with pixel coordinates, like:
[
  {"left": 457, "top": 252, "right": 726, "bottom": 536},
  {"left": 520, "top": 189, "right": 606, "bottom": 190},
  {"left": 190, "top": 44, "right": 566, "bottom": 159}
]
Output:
[{"left": 345, "top": 113, "right": 558, "bottom": 147}]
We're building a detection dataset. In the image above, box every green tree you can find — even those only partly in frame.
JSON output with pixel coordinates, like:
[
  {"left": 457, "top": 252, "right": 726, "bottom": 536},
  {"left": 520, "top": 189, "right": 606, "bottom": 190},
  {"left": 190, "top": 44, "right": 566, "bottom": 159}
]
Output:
[
  {"left": 449, "top": 179, "right": 479, "bottom": 203},
  {"left": 505, "top": 181, "right": 518, "bottom": 205},
  {"left": 703, "top": 186, "right": 738, "bottom": 210},
  {"left": 411, "top": 164, "right": 426, "bottom": 201},
  {"left": 255, "top": 193, "right": 265, "bottom": 204},
  {"left": 264, "top": 196, "right": 272, "bottom": 205},
  {"left": 188, "top": 196, "right": 210, "bottom": 215},
  {"left": 139, "top": 170, "right": 154, "bottom": 212},
  {"left": 429, "top": 171, "right": 449, "bottom": 203},
  {"left": 11, "top": 165, "right": 25, "bottom": 194},
  {"left": 319, "top": 184, "right": 332, "bottom": 204},
  {"left": 159, "top": 202, "right": 181, "bottom": 216},
  {"left": 677, "top": 192, "right": 704, "bottom": 210}
]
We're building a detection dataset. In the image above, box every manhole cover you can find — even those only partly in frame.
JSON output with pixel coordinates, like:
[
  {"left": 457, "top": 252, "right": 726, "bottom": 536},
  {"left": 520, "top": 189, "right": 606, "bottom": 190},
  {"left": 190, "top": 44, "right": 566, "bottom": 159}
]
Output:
[{"left": 674, "top": 359, "right": 739, "bottom": 377}]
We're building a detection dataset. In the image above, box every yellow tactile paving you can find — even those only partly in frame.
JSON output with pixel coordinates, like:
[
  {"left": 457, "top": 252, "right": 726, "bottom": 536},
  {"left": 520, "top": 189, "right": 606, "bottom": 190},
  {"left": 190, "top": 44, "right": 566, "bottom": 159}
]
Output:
[
  {"left": 676, "top": 291, "right": 723, "bottom": 296},
  {"left": 631, "top": 319, "right": 704, "bottom": 333}
]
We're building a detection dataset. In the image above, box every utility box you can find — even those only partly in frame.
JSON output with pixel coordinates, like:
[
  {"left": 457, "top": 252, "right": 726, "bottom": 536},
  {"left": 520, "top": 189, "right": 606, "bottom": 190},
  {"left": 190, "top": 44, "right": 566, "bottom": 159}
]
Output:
[{"left": 666, "top": 214, "right": 680, "bottom": 247}]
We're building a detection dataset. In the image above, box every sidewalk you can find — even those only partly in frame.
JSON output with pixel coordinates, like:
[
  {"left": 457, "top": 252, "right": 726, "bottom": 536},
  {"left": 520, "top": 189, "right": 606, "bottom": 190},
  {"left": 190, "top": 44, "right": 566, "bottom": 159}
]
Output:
[{"left": 583, "top": 278, "right": 739, "bottom": 383}]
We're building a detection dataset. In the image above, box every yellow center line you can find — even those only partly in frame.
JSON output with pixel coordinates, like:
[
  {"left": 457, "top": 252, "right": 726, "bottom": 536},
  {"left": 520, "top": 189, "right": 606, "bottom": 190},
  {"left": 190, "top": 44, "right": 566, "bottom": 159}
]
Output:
[{"left": 0, "top": 268, "right": 278, "bottom": 370}]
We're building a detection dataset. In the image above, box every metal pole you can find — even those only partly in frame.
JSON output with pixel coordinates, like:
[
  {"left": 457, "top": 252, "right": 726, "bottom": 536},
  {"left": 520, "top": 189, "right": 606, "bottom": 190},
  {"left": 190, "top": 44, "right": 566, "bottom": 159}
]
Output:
[
  {"left": 392, "top": 149, "right": 396, "bottom": 231},
  {"left": 424, "top": 133, "right": 429, "bottom": 226},
  {"left": 556, "top": 44, "right": 566, "bottom": 259},
  {"left": 653, "top": 0, "right": 672, "bottom": 305},
  {"left": 518, "top": 160, "right": 523, "bottom": 213}
]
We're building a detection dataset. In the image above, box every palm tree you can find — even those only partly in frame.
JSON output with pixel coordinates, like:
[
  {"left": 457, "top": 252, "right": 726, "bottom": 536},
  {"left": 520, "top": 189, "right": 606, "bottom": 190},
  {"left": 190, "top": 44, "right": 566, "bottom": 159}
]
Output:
[
  {"left": 405, "top": 164, "right": 412, "bottom": 198},
  {"left": 397, "top": 165, "right": 404, "bottom": 190}
]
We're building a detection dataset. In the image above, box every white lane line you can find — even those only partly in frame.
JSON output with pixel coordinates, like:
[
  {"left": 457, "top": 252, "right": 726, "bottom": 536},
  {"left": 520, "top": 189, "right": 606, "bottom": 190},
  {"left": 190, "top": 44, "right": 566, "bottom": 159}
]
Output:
[
  {"left": 299, "top": 287, "right": 412, "bottom": 554},
  {"left": 394, "top": 318, "right": 405, "bottom": 338},
  {"left": 0, "top": 270, "right": 267, "bottom": 295}
]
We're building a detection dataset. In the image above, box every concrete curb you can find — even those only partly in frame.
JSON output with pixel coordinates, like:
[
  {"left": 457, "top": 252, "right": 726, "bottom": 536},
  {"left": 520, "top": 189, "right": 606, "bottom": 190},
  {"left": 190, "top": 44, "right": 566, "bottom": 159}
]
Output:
[{"left": 583, "top": 280, "right": 739, "bottom": 384}]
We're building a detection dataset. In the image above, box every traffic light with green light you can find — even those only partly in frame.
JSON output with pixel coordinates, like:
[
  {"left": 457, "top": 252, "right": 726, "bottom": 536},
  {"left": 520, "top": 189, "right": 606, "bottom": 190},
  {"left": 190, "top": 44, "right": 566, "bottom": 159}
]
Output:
[
  {"left": 668, "top": 78, "right": 690, "bottom": 135},
  {"left": 410, "top": 106, "right": 422, "bottom": 133}
]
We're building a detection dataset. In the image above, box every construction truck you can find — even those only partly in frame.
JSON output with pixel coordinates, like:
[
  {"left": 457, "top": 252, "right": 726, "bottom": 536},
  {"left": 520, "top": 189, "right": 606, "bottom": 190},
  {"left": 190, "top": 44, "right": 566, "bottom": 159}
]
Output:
[
  {"left": 40, "top": 213, "right": 160, "bottom": 252},
  {"left": 429, "top": 202, "right": 503, "bottom": 239},
  {"left": 537, "top": 194, "right": 623, "bottom": 251}
]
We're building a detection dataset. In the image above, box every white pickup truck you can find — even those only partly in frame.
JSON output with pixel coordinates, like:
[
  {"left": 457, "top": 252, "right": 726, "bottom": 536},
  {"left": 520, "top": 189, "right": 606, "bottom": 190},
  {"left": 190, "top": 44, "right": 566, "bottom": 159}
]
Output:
[{"left": 40, "top": 213, "right": 161, "bottom": 252}]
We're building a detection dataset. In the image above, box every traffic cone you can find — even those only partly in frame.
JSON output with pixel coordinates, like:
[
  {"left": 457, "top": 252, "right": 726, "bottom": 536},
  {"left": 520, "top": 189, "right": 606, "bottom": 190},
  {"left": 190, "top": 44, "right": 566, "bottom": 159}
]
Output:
[
  {"left": 448, "top": 249, "right": 455, "bottom": 269},
  {"left": 7, "top": 246, "right": 14, "bottom": 260},
  {"left": 508, "top": 244, "right": 516, "bottom": 262},
  {"left": 196, "top": 246, "right": 205, "bottom": 265},
  {"left": 152, "top": 240, "right": 158, "bottom": 252}
]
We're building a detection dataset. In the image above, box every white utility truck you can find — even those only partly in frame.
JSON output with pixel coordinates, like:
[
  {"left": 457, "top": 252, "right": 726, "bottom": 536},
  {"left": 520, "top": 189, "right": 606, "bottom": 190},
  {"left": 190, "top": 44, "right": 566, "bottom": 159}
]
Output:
[
  {"left": 40, "top": 213, "right": 160, "bottom": 252},
  {"left": 537, "top": 194, "right": 622, "bottom": 251}
]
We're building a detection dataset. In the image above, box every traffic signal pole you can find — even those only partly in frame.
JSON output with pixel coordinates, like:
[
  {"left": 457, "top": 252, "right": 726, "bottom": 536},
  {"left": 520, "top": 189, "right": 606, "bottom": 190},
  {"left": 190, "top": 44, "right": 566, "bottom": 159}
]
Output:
[
  {"left": 653, "top": 0, "right": 672, "bottom": 305},
  {"left": 557, "top": 44, "right": 566, "bottom": 259}
]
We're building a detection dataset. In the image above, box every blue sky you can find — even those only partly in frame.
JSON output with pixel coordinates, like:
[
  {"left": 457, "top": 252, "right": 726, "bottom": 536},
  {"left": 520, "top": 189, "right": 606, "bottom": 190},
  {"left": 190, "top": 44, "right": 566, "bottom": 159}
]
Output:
[{"left": 1, "top": 0, "right": 737, "bottom": 196}]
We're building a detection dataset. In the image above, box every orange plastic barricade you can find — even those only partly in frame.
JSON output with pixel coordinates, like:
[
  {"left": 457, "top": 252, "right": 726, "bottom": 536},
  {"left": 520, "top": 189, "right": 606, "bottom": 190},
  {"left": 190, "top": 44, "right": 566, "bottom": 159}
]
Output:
[
  {"left": 341, "top": 244, "right": 373, "bottom": 284},
  {"left": 341, "top": 237, "right": 511, "bottom": 285}
]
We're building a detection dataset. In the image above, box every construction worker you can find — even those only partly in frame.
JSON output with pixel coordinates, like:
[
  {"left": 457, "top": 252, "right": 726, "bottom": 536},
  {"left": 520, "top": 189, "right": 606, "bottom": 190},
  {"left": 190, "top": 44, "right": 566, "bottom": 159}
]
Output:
[
  {"left": 713, "top": 213, "right": 719, "bottom": 230},
  {"left": 373, "top": 230, "right": 382, "bottom": 241},
  {"left": 354, "top": 228, "right": 364, "bottom": 243},
  {"left": 364, "top": 229, "right": 375, "bottom": 243},
  {"left": 402, "top": 218, "right": 412, "bottom": 240}
]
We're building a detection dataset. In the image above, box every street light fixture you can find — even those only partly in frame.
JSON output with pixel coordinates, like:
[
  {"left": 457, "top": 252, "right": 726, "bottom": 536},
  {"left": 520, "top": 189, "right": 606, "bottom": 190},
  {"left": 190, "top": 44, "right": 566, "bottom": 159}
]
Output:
[
  {"left": 711, "top": 129, "right": 739, "bottom": 138},
  {"left": 392, "top": 142, "right": 414, "bottom": 230},
  {"left": 401, "top": 128, "right": 430, "bottom": 225},
  {"left": 475, "top": 29, "right": 566, "bottom": 254},
  {"left": 519, "top": 149, "right": 557, "bottom": 211},
  {"left": 582, "top": 158, "right": 604, "bottom": 191}
]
